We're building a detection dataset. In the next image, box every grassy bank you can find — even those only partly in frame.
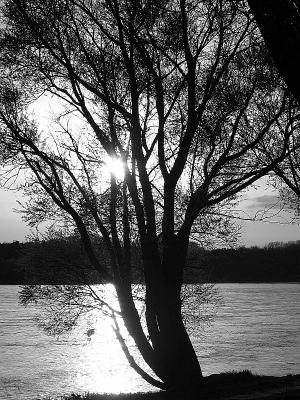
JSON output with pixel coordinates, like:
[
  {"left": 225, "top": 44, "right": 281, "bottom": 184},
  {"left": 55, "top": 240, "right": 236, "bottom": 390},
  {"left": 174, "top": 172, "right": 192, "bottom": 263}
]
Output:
[{"left": 37, "top": 371, "right": 300, "bottom": 400}]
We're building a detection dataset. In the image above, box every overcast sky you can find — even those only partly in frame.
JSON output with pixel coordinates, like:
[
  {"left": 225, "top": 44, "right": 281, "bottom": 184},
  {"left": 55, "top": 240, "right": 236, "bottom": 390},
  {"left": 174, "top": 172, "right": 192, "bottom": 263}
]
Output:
[{"left": 0, "top": 181, "right": 299, "bottom": 246}]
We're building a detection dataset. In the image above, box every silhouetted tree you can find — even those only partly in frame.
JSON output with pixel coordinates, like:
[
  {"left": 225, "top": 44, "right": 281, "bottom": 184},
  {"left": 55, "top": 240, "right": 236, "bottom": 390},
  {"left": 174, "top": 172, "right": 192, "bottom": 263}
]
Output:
[
  {"left": 247, "top": 1, "right": 300, "bottom": 217},
  {"left": 0, "top": 0, "right": 299, "bottom": 394},
  {"left": 248, "top": 0, "right": 300, "bottom": 103}
]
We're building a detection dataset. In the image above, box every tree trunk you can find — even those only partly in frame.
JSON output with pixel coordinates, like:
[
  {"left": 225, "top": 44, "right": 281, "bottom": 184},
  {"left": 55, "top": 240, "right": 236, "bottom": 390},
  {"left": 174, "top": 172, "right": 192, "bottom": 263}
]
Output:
[
  {"left": 248, "top": 0, "right": 300, "bottom": 103},
  {"left": 156, "top": 298, "right": 203, "bottom": 390},
  {"left": 117, "top": 280, "right": 203, "bottom": 393},
  {"left": 116, "top": 233, "right": 203, "bottom": 393},
  {"left": 145, "top": 235, "right": 203, "bottom": 392}
]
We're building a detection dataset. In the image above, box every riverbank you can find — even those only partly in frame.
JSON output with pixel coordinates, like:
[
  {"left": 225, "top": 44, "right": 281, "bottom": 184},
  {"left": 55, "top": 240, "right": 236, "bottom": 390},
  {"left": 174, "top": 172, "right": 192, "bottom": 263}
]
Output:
[{"left": 41, "top": 371, "right": 300, "bottom": 400}]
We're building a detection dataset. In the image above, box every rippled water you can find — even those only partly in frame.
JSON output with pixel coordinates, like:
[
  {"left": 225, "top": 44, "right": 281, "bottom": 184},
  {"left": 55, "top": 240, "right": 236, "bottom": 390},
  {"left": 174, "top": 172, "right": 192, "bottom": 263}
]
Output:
[{"left": 0, "top": 284, "right": 299, "bottom": 400}]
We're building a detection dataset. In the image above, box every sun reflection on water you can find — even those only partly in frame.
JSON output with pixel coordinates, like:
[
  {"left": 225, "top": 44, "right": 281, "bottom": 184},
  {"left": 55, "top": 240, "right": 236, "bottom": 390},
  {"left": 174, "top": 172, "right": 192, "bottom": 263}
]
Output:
[
  {"left": 76, "top": 338, "right": 129, "bottom": 392},
  {"left": 72, "top": 284, "right": 153, "bottom": 394}
]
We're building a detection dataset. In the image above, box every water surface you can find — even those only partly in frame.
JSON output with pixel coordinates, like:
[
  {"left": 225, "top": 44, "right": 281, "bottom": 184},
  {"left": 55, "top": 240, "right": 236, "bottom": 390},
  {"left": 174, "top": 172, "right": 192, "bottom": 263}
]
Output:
[{"left": 0, "top": 283, "right": 299, "bottom": 400}]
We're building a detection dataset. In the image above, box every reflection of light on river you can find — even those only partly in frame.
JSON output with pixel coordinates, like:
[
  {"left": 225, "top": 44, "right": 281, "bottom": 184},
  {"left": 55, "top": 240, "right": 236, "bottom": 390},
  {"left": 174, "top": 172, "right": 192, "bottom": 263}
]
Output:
[
  {"left": 76, "top": 328, "right": 132, "bottom": 393},
  {"left": 72, "top": 285, "right": 153, "bottom": 394}
]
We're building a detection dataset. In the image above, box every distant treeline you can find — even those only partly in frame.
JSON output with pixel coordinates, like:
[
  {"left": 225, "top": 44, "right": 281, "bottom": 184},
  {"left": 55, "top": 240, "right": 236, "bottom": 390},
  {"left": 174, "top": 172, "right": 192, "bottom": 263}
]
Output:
[
  {"left": 0, "top": 239, "right": 299, "bottom": 284},
  {"left": 185, "top": 241, "right": 300, "bottom": 283}
]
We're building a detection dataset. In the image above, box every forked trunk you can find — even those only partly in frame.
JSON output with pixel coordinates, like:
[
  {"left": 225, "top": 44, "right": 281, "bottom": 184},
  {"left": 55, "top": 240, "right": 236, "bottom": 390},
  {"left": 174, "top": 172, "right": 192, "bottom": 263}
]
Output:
[
  {"left": 144, "top": 245, "right": 203, "bottom": 392},
  {"left": 116, "top": 273, "right": 203, "bottom": 393},
  {"left": 159, "top": 321, "right": 202, "bottom": 391},
  {"left": 152, "top": 286, "right": 203, "bottom": 391},
  {"left": 116, "top": 234, "right": 203, "bottom": 393}
]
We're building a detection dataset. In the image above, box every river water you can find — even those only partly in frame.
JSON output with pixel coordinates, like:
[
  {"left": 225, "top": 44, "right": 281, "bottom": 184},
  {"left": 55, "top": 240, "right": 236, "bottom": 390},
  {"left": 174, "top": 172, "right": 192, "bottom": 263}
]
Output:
[{"left": 0, "top": 284, "right": 299, "bottom": 400}]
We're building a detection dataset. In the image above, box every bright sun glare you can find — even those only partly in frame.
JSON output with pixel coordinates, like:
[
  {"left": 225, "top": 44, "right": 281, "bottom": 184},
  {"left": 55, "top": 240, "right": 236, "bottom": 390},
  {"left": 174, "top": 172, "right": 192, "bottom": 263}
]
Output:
[{"left": 104, "top": 157, "right": 125, "bottom": 180}]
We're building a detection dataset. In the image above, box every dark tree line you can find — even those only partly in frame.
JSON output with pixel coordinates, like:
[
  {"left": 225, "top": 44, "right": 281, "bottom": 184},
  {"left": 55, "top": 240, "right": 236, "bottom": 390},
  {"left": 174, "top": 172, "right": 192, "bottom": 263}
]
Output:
[
  {"left": 186, "top": 241, "right": 300, "bottom": 283},
  {"left": 1, "top": 239, "right": 299, "bottom": 284},
  {"left": 0, "top": 237, "right": 114, "bottom": 284}
]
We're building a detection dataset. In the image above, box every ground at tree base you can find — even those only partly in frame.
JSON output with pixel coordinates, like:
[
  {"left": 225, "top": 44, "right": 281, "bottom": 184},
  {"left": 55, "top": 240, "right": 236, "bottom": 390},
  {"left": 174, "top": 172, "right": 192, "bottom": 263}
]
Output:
[{"left": 38, "top": 371, "right": 300, "bottom": 400}]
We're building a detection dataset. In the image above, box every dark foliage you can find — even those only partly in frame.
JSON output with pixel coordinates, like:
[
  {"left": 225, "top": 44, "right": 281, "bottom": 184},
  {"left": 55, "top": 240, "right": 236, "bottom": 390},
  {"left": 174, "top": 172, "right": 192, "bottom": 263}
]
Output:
[
  {"left": 195, "top": 241, "right": 300, "bottom": 283},
  {"left": 1, "top": 239, "right": 299, "bottom": 284}
]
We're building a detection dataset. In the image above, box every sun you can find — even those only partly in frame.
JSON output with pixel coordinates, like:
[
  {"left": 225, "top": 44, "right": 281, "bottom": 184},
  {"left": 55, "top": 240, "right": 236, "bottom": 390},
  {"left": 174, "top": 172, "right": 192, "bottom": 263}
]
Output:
[{"left": 104, "top": 156, "right": 125, "bottom": 180}]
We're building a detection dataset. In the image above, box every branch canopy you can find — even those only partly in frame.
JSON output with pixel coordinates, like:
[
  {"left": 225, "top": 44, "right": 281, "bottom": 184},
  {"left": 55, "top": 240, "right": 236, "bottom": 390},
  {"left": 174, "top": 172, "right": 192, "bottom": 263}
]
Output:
[{"left": 0, "top": 0, "right": 299, "bottom": 390}]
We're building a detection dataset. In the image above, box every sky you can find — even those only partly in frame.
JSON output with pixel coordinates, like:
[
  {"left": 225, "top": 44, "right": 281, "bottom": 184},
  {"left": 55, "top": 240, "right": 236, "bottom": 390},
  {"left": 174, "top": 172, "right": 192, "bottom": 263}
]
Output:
[
  {"left": 240, "top": 198, "right": 299, "bottom": 247},
  {"left": 0, "top": 180, "right": 299, "bottom": 246},
  {"left": 0, "top": 97, "right": 299, "bottom": 245},
  {"left": 237, "top": 177, "right": 299, "bottom": 246},
  {"left": 0, "top": 79, "right": 298, "bottom": 248}
]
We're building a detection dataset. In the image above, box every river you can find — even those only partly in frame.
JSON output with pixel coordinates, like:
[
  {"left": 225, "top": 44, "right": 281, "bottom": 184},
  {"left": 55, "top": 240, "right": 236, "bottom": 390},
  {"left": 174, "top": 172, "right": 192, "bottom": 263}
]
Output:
[{"left": 0, "top": 284, "right": 299, "bottom": 400}]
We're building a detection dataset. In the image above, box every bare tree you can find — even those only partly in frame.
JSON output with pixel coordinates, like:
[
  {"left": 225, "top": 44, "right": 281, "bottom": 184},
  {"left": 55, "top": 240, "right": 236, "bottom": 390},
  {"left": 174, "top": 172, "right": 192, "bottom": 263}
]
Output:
[{"left": 0, "top": 0, "right": 299, "bottom": 394}]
